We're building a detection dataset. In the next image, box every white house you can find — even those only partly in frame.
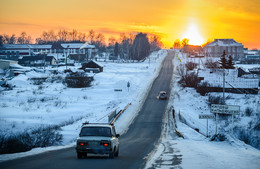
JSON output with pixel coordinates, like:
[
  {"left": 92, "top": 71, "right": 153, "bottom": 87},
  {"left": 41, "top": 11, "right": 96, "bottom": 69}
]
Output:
[
  {"left": 203, "top": 39, "right": 244, "bottom": 60},
  {"left": 0, "top": 43, "right": 95, "bottom": 63}
]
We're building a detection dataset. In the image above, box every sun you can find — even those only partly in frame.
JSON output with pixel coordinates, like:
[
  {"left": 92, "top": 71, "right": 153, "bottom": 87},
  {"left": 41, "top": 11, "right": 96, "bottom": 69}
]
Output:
[{"left": 182, "top": 23, "right": 204, "bottom": 45}]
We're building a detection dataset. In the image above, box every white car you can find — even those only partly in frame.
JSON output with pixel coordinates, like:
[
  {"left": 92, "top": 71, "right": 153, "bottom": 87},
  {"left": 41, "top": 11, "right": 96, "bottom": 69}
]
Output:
[
  {"left": 157, "top": 91, "right": 167, "bottom": 100},
  {"left": 76, "top": 123, "right": 120, "bottom": 159}
]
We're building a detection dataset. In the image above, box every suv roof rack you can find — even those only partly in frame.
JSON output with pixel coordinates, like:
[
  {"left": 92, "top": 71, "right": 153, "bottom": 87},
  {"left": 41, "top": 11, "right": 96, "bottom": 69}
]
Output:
[{"left": 81, "top": 122, "right": 113, "bottom": 126}]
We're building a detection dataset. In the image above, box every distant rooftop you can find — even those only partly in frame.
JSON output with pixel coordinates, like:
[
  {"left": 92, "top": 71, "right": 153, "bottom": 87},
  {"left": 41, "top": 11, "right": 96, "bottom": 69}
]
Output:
[{"left": 205, "top": 39, "right": 243, "bottom": 47}]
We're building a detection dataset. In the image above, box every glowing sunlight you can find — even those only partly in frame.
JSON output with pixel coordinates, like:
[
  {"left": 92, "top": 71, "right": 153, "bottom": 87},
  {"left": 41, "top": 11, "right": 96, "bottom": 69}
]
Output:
[{"left": 182, "top": 23, "right": 204, "bottom": 45}]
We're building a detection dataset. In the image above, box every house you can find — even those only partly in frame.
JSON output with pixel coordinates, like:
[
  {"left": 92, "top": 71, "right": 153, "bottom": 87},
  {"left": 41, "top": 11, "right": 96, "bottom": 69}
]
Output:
[
  {"left": 18, "top": 55, "right": 56, "bottom": 67},
  {"left": 181, "top": 45, "right": 203, "bottom": 57},
  {"left": 0, "top": 44, "right": 31, "bottom": 60},
  {"left": 203, "top": 39, "right": 244, "bottom": 60},
  {"left": 0, "top": 60, "right": 11, "bottom": 70},
  {"left": 81, "top": 60, "right": 103, "bottom": 72},
  {"left": 248, "top": 67, "right": 260, "bottom": 75},
  {"left": 0, "top": 43, "right": 96, "bottom": 63}
]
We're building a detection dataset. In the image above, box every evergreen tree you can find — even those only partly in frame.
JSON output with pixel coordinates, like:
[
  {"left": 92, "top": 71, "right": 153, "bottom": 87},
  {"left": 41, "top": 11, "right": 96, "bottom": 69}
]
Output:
[
  {"left": 132, "top": 33, "right": 150, "bottom": 61},
  {"left": 219, "top": 50, "right": 227, "bottom": 69},
  {"left": 227, "top": 55, "right": 235, "bottom": 69},
  {"left": 114, "top": 42, "right": 119, "bottom": 58}
]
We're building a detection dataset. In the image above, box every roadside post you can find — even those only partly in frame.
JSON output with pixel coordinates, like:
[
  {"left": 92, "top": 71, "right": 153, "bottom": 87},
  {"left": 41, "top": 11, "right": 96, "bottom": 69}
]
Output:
[
  {"left": 211, "top": 104, "right": 240, "bottom": 135},
  {"left": 199, "top": 114, "right": 215, "bottom": 137},
  {"left": 127, "top": 81, "right": 130, "bottom": 92}
]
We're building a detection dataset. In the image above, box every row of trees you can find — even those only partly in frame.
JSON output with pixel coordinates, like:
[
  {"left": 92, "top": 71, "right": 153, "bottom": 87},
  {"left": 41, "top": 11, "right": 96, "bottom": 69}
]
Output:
[
  {"left": 219, "top": 50, "right": 235, "bottom": 69},
  {"left": 111, "top": 32, "right": 162, "bottom": 61},
  {"left": 0, "top": 32, "right": 32, "bottom": 44},
  {"left": 0, "top": 29, "right": 163, "bottom": 61}
]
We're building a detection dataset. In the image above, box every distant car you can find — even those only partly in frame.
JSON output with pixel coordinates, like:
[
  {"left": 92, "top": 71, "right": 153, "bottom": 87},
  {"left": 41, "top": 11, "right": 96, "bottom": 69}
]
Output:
[
  {"left": 76, "top": 123, "right": 120, "bottom": 159},
  {"left": 157, "top": 91, "right": 167, "bottom": 100}
]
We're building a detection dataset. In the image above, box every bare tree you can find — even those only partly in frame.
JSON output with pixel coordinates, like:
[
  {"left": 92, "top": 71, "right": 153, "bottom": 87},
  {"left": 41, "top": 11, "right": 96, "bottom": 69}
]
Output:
[
  {"left": 95, "top": 33, "right": 106, "bottom": 52},
  {"left": 17, "top": 32, "right": 31, "bottom": 44},
  {"left": 149, "top": 35, "right": 163, "bottom": 52},
  {"left": 68, "top": 29, "right": 77, "bottom": 42},
  {"left": 173, "top": 39, "right": 181, "bottom": 49},
  {"left": 108, "top": 36, "right": 116, "bottom": 47},
  {"left": 119, "top": 33, "right": 135, "bottom": 60},
  {"left": 0, "top": 34, "right": 17, "bottom": 44},
  {"left": 88, "top": 30, "right": 95, "bottom": 44},
  {"left": 57, "top": 30, "right": 68, "bottom": 42},
  {"left": 181, "top": 38, "right": 189, "bottom": 47},
  {"left": 77, "top": 32, "right": 86, "bottom": 42}
]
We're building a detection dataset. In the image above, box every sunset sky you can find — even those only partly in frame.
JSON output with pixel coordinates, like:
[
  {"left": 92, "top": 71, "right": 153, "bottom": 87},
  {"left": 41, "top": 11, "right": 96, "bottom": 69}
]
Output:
[{"left": 0, "top": 0, "right": 259, "bottom": 49}]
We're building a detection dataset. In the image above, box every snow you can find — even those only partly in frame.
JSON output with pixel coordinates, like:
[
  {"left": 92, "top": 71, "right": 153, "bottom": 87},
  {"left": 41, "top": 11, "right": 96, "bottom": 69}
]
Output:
[
  {"left": 0, "top": 50, "right": 166, "bottom": 162},
  {"left": 1, "top": 49, "right": 260, "bottom": 169},
  {"left": 144, "top": 50, "right": 260, "bottom": 169}
]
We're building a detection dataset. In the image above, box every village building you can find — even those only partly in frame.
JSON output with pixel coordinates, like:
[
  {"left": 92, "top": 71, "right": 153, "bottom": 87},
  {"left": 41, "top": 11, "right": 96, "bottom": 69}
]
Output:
[
  {"left": 0, "top": 43, "right": 96, "bottom": 63},
  {"left": 181, "top": 45, "right": 203, "bottom": 57},
  {"left": 18, "top": 55, "right": 56, "bottom": 67},
  {"left": 203, "top": 39, "right": 244, "bottom": 60},
  {"left": 81, "top": 60, "right": 103, "bottom": 73}
]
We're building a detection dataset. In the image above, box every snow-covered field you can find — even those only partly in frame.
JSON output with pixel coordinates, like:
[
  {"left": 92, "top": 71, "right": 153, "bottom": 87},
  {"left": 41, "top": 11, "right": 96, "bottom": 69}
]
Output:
[
  {"left": 1, "top": 50, "right": 260, "bottom": 169},
  {"left": 0, "top": 50, "right": 167, "bottom": 162}
]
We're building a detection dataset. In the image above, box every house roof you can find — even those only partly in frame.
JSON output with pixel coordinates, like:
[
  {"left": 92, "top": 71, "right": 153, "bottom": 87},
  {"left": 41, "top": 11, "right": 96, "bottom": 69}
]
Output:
[
  {"left": 19, "top": 56, "right": 56, "bottom": 62},
  {"left": 80, "top": 43, "right": 95, "bottom": 49},
  {"left": 61, "top": 43, "right": 84, "bottom": 49},
  {"left": 51, "top": 43, "right": 64, "bottom": 49},
  {"left": 1, "top": 43, "right": 95, "bottom": 50},
  {"left": 2, "top": 44, "right": 31, "bottom": 49},
  {"left": 82, "top": 60, "right": 103, "bottom": 69},
  {"left": 30, "top": 44, "right": 52, "bottom": 49},
  {"left": 205, "top": 39, "right": 243, "bottom": 47}
]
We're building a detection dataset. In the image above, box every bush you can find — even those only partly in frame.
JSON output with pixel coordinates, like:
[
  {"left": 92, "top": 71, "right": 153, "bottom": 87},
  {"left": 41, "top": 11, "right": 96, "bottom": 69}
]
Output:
[
  {"left": 0, "top": 125, "right": 63, "bottom": 154},
  {"left": 254, "top": 122, "right": 260, "bottom": 130},
  {"left": 178, "top": 71, "right": 199, "bottom": 88},
  {"left": 185, "top": 62, "right": 197, "bottom": 71},
  {"left": 245, "top": 107, "right": 253, "bottom": 117},
  {"left": 63, "top": 72, "right": 93, "bottom": 88},
  {"left": 210, "top": 134, "right": 227, "bottom": 141},
  {"left": 30, "top": 77, "right": 47, "bottom": 85},
  {"left": 207, "top": 94, "right": 224, "bottom": 105},
  {"left": 196, "top": 82, "right": 209, "bottom": 96}
]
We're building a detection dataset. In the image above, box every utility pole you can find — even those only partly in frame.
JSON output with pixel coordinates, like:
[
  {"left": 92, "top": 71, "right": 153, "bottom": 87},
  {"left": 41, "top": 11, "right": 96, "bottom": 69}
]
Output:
[
  {"left": 66, "top": 45, "right": 69, "bottom": 70},
  {"left": 223, "top": 69, "right": 225, "bottom": 105}
]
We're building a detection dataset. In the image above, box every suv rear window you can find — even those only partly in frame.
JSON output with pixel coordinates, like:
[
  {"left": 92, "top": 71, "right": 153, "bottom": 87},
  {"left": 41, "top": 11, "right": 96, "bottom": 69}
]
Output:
[{"left": 80, "top": 127, "right": 112, "bottom": 137}]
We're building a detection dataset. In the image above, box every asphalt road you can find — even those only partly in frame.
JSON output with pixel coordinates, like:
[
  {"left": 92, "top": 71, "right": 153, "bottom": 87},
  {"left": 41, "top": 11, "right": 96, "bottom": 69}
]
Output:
[{"left": 0, "top": 51, "right": 174, "bottom": 169}]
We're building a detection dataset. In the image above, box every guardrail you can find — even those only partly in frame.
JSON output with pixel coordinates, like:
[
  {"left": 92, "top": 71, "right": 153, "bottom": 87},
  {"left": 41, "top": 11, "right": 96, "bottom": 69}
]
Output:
[
  {"left": 177, "top": 109, "right": 207, "bottom": 137},
  {"left": 171, "top": 107, "right": 184, "bottom": 138},
  {"left": 110, "top": 103, "right": 132, "bottom": 125}
]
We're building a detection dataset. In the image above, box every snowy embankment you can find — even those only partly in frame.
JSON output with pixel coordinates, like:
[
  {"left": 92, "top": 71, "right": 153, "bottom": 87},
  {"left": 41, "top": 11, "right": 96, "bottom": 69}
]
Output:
[
  {"left": 0, "top": 50, "right": 167, "bottom": 162},
  {"left": 145, "top": 51, "right": 260, "bottom": 169}
]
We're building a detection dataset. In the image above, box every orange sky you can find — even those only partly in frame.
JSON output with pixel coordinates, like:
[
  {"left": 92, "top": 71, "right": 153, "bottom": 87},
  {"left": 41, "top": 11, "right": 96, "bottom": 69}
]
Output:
[{"left": 0, "top": 0, "right": 259, "bottom": 49}]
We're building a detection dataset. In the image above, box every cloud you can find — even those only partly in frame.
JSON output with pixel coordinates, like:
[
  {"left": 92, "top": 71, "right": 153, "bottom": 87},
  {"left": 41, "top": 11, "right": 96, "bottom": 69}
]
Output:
[{"left": 0, "top": 22, "right": 40, "bottom": 27}]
